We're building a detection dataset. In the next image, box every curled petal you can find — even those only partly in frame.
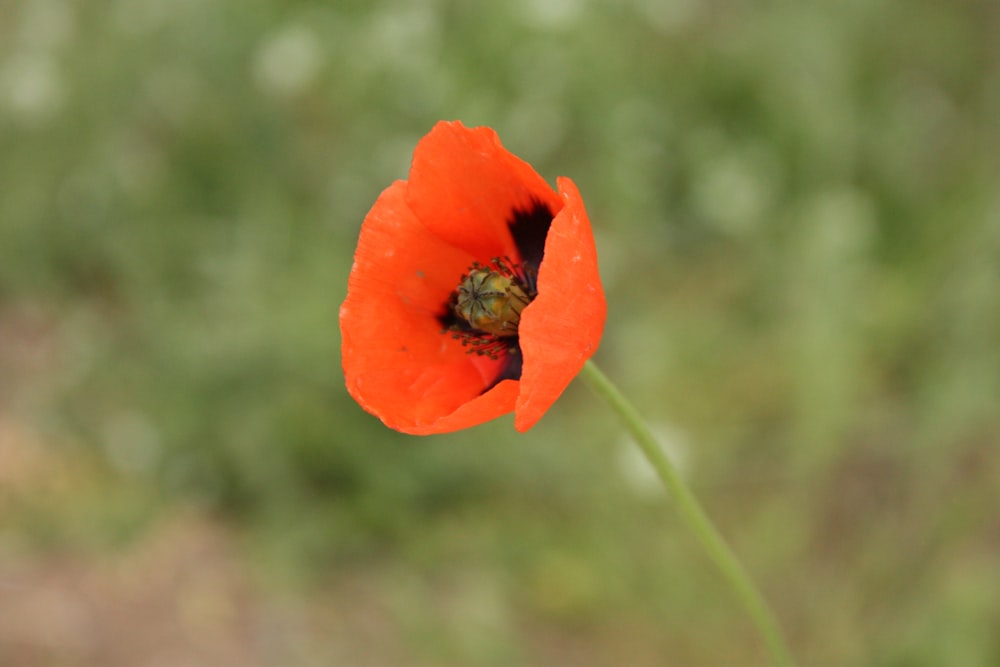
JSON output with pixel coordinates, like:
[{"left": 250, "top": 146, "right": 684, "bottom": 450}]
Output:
[{"left": 514, "top": 177, "right": 607, "bottom": 432}]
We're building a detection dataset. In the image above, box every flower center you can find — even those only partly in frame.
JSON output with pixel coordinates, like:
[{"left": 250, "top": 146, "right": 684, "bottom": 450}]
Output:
[
  {"left": 456, "top": 269, "right": 529, "bottom": 336},
  {"left": 443, "top": 257, "right": 537, "bottom": 359}
]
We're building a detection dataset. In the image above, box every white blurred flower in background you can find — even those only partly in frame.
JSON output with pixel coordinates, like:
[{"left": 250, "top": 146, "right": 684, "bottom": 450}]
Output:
[{"left": 616, "top": 422, "right": 691, "bottom": 499}]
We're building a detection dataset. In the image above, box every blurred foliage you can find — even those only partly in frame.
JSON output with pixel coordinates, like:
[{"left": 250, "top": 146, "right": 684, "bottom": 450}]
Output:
[{"left": 1, "top": 0, "right": 999, "bottom": 665}]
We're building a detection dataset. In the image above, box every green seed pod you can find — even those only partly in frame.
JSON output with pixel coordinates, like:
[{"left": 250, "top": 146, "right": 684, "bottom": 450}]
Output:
[{"left": 455, "top": 269, "right": 530, "bottom": 337}]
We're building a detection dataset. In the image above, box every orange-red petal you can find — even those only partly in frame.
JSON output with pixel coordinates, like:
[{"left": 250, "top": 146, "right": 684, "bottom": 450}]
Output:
[
  {"left": 340, "top": 181, "right": 519, "bottom": 434},
  {"left": 514, "top": 177, "right": 606, "bottom": 432},
  {"left": 406, "top": 121, "right": 564, "bottom": 262}
]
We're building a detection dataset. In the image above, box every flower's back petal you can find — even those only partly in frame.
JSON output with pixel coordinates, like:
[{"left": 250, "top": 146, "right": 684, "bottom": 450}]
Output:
[
  {"left": 341, "top": 181, "right": 517, "bottom": 434},
  {"left": 514, "top": 177, "right": 606, "bottom": 432},
  {"left": 406, "top": 121, "right": 564, "bottom": 262}
]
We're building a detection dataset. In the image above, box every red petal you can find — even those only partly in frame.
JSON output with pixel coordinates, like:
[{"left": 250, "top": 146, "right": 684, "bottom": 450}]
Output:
[
  {"left": 402, "top": 380, "right": 520, "bottom": 435},
  {"left": 340, "top": 181, "right": 518, "bottom": 434},
  {"left": 406, "top": 121, "right": 564, "bottom": 262},
  {"left": 514, "top": 177, "right": 606, "bottom": 431}
]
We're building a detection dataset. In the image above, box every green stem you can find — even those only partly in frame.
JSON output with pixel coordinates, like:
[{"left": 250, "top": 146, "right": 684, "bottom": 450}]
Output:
[{"left": 578, "top": 360, "right": 796, "bottom": 667}]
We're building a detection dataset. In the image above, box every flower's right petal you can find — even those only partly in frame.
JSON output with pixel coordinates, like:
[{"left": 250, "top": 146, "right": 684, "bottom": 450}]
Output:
[
  {"left": 340, "top": 181, "right": 517, "bottom": 434},
  {"left": 514, "top": 177, "right": 606, "bottom": 432},
  {"left": 406, "top": 121, "right": 564, "bottom": 262}
]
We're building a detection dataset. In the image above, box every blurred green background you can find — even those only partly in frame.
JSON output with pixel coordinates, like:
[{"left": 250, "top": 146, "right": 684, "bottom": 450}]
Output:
[{"left": 2, "top": 0, "right": 998, "bottom": 665}]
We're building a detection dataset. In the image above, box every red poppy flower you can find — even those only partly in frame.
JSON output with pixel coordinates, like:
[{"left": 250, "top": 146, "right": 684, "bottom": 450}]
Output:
[{"left": 340, "top": 121, "right": 605, "bottom": 434}]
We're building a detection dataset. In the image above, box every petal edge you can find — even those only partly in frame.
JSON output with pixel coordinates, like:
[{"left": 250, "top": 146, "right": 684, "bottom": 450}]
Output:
[{"left": 514, "top": 177, "right": 607, "bottom": 431}]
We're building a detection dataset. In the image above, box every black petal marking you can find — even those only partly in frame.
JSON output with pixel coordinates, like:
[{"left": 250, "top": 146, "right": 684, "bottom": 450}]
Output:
[
  {"left": 508, "top": 200, "right": 554, "bottom": 271},
  {"left": 436, "top": 299, "right": 464, "bottom": 332},
  {"left": 482, "top": 345, "right": 523, "bottom": 393}
]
